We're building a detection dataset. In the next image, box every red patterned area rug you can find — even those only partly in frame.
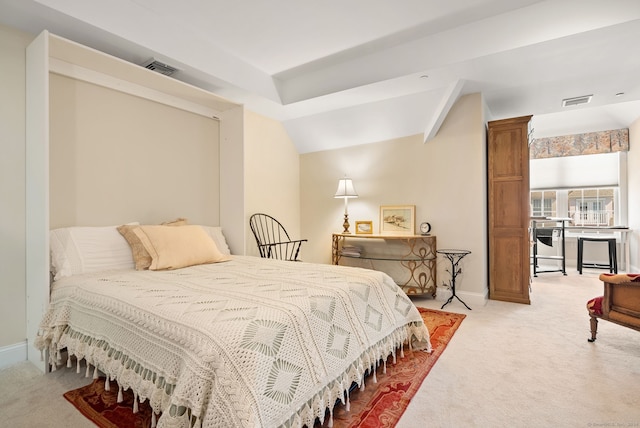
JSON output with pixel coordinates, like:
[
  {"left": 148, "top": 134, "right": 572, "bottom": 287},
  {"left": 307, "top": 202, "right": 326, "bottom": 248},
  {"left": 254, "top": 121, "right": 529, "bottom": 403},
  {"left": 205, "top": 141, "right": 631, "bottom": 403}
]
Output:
[
  {"left": 63, "top": 377, "right": 152, "bottom": 428},
  {"left": 63, "top": 307, "right": 464, "bottom": 428},
  {"left": 320, "top": 307, "right": 466, "bottom": 427}
]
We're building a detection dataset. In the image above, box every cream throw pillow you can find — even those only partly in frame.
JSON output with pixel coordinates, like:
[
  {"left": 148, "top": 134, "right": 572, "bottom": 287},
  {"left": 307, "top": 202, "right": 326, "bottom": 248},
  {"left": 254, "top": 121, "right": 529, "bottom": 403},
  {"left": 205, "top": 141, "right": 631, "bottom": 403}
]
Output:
[
  {"left": 132, "top": 225, "right": 230, "bottom": 270},
  {"left": 117, "top": 218, "right": 187, "bottom": 270}
]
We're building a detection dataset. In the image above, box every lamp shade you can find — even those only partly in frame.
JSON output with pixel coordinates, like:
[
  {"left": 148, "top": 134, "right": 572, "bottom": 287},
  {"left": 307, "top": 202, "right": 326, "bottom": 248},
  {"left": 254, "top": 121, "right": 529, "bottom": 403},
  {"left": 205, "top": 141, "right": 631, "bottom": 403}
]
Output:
[{"left": 334, "top": 178, "right": 358, "bottom": 198}]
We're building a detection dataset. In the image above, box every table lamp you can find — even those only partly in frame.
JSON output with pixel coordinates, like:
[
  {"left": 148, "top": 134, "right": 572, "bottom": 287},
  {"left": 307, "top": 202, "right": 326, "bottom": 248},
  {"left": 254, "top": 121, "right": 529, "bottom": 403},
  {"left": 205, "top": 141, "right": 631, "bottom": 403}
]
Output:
[{"left": 334, "top": 177, "right": 358, "bottom": 233}]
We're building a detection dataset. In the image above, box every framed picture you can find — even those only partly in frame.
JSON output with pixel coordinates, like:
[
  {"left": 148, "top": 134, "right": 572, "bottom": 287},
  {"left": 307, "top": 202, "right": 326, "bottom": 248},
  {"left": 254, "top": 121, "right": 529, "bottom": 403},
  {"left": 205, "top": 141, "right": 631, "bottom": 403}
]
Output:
[
  {"left": 355, "top": 220, "right": 373, "bottom": 235},
  {"left": 380, "top": 205, "right": 416, "bottom": 235}
]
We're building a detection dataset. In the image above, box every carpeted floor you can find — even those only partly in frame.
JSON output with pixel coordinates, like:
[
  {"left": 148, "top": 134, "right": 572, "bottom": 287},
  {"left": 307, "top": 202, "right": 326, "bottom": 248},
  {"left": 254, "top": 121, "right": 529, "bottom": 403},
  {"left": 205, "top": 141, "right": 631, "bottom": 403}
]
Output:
[
  {"left": 1, "top": 272, "right": 639, "bottom": 427},
  {"left": 401, "top": 271, "right": 640, "bottom": 427}
]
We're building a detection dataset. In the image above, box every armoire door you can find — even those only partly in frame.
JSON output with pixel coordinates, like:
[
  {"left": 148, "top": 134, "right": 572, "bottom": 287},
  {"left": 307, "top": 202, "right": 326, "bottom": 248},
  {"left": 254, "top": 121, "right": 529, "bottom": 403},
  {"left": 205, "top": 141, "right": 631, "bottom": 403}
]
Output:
[{"left": 487, "top": 115, "right": 532, "bottom": 304}]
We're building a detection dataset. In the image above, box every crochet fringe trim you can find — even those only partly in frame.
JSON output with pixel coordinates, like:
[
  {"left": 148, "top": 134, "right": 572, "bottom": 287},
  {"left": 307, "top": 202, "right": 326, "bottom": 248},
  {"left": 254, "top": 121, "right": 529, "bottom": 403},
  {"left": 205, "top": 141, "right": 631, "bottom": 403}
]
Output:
[{"left": 35, "top": 321, "right": 430, "bottom": 428}]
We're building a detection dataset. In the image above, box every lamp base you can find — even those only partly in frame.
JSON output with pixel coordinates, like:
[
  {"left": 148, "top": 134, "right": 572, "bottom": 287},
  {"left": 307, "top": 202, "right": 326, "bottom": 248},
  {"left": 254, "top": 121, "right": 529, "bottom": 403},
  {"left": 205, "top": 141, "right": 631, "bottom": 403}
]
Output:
[{"left": 342, "top": 214, "right": 351, "bottom": 234}]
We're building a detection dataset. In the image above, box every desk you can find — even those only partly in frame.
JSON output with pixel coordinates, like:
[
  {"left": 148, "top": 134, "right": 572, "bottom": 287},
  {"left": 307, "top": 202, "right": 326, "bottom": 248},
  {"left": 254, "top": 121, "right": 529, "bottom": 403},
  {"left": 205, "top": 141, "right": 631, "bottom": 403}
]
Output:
[
  {"left": 531, "top": 218, "right": 570, "bottom": 276},
  {"left": 566, "top": 227, "right": 630, "bottom": 272},
  {"left": 332, "top": 234, "right": 437, "bottom": 296}
]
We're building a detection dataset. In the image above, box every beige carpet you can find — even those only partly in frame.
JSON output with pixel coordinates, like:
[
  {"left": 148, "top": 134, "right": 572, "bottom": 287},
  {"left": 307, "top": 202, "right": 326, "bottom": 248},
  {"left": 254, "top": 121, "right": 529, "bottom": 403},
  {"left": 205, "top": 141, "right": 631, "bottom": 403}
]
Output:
[
  {"left": 1, "top": 271, "right": 639, "bottom": 427},
  {"left": 404, "top": 271, "right": 640, "bottom": 427}
]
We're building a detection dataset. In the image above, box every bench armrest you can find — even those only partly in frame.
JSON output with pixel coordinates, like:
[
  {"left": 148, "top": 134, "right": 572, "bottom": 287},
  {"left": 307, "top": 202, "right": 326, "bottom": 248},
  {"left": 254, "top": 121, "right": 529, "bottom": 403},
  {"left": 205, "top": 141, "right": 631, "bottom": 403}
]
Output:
[{"left": 599, "top": 273, "right": 640, "bottom": 285}]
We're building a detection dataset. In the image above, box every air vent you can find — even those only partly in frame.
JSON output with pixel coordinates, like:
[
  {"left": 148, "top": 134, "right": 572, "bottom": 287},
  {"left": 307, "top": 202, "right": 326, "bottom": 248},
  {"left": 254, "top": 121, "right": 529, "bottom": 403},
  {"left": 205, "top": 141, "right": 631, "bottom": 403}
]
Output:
[
  {"left": 562, "top": 94, "right": 592, "bottom": 107},
  {"left": 140, "top": 58, "right": 178, "bottom": 76}
]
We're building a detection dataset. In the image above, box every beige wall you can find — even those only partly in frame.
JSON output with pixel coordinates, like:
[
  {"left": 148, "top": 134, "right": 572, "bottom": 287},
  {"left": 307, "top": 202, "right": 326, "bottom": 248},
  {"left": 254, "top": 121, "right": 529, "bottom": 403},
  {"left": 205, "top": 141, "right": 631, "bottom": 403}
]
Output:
[
  {"left": 49, "top": 74, "right": 221, "bottom": 228},
  {"left": 0, "top": 24, "right": 32, "bottom": 350},
  {"left": 628, "top": 117, "right": 640, "bottom": 271},
  {"left": 300, "top": 93, "right": 489, "bottom": 304},
  {"left": 244, "top": 110, "right": 301, "bottom": 257}
]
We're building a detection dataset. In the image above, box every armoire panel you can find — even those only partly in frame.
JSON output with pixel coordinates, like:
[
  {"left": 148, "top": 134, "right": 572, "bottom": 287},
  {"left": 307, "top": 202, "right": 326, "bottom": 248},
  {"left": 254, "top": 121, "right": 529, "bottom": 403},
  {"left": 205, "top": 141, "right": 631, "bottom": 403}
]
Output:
[
  {"left": 489, "top": 129, "right": 524, "bottom": 178},
  {"left": 491, "top": 180, "right": 524, "bottom": 228}
]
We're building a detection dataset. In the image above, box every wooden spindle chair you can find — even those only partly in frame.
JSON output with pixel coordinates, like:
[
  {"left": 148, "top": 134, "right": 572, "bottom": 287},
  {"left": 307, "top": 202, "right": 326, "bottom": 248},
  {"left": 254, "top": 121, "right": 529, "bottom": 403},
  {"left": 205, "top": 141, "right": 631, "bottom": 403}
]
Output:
[{"left": 249, "top": 213, "right": 307, "bottom": 261}]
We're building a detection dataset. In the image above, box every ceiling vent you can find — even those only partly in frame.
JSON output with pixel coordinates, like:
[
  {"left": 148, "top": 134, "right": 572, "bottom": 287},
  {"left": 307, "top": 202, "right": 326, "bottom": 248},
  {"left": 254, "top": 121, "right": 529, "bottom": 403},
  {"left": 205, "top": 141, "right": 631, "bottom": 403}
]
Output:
[
  {"left": 140, "top": 58, "right": 178, "bottom": 76},
  {"left": 562, "top": 94, "right": 592, "bottom": 107}
]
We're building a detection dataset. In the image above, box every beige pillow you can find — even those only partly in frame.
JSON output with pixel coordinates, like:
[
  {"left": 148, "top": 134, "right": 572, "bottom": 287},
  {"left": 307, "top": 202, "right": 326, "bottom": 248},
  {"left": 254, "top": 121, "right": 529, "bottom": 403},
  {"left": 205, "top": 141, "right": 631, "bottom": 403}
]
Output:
[
  {"left": 118, "top": 218, "right": 187, "bottom": 270},
  {"left": 132, "top": 225, "right": 230, "bottom": 270}
]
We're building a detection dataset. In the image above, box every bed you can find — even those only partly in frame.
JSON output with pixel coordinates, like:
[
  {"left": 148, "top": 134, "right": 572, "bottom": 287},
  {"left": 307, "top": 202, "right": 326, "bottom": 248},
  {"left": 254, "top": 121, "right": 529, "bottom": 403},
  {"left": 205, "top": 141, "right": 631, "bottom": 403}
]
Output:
[{"left": 35, "top": 223, "right": 431, "bottom": 428}]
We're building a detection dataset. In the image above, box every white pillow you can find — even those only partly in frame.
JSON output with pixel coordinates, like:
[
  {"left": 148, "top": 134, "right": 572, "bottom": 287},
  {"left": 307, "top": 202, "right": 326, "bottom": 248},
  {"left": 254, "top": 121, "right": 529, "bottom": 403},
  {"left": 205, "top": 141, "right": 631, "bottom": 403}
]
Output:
[
  {"left": 50, "top": 224, "right": 138, "bottom": 280},
  {"left": 199, "top": 226, "right": 231, "bottom": 255}
]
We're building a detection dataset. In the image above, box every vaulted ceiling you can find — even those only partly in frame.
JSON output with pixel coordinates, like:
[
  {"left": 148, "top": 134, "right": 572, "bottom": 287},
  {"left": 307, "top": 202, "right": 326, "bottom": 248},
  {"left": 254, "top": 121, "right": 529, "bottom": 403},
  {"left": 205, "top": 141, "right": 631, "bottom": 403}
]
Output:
[{"left": 3, "top": 0, "right": 640, "bottom": 153}]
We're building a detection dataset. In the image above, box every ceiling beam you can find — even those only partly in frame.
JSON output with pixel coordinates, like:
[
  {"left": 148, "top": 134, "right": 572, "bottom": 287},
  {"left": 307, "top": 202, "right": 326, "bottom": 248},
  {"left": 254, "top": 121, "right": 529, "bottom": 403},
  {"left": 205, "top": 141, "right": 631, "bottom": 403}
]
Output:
[{"left": 424, "top": 79, "right": 465, "bottom": 143}]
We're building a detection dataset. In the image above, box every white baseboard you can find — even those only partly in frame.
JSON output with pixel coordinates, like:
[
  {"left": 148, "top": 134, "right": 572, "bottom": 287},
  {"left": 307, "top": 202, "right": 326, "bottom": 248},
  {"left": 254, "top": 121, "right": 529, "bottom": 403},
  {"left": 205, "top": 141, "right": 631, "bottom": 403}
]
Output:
[
  {"left": 0, "top": 340, "right": 28, "bottom": 370},
  {"left": 435, "top": 287, "right": 488, "bottom": 309}
]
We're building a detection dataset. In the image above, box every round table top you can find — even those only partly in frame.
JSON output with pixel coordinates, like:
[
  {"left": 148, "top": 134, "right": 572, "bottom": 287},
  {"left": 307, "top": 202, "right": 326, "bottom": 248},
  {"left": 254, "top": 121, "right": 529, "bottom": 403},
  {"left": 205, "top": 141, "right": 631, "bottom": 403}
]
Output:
[{"left": 436, "top": 249, "right": 471, "bottom": 256}]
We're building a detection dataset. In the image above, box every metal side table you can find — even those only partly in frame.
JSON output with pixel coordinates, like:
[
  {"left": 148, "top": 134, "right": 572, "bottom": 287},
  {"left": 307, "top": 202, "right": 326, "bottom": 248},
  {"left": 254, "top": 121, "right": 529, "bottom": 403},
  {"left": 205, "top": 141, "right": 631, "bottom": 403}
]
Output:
[{"left": 437, "top": 249, "right": 472, "bottom": 310}]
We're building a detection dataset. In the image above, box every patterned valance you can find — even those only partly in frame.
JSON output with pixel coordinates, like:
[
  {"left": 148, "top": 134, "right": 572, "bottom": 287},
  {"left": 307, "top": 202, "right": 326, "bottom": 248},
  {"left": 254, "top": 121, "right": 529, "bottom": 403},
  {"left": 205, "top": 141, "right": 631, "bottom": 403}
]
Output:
[{"left": 530, "top": 128, "right": 629, "bottom": 159}]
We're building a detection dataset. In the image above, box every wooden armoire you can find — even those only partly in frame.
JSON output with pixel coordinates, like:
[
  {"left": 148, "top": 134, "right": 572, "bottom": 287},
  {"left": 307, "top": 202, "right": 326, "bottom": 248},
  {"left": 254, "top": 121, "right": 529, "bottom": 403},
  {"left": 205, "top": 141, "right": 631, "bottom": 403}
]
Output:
[{"left": 487, "top": 115, "right": 532, "bottom": 304}]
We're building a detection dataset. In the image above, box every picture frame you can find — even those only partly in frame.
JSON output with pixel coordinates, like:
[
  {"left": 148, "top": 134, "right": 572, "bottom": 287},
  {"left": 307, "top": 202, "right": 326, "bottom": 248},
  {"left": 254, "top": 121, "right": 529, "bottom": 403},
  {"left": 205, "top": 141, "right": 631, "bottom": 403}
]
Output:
[
  {"left": 380, "top": 205, "right": 416, "bottom": 235},
  {"left": 355, "top": 220, "right": 373, "bottom": 235}
]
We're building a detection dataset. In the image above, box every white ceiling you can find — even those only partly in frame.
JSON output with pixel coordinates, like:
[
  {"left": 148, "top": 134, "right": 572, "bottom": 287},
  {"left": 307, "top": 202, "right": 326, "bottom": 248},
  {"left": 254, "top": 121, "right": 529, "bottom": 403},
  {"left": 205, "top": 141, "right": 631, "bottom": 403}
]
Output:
[{"left": 3, "top": 0, "right": 640, "bottom": 153}]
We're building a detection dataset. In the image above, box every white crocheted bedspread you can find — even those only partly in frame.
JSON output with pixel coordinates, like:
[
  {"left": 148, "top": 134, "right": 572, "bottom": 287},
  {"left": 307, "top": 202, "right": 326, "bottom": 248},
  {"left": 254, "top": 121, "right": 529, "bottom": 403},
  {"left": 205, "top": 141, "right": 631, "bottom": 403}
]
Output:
[{"left": 36, "top": 256, "right": 430, "bottom": 428}]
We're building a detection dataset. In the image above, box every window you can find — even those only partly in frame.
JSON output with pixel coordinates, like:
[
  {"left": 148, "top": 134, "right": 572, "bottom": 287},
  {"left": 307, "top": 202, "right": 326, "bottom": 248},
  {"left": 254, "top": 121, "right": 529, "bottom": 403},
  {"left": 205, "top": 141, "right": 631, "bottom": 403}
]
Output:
[
  {"left": 568, "top": 188, "right": 615, "bottom": 226},
  {"left": 530, "top": 187, "right": 616, "bottom": 226},
  {"left": 530, "top": 152, "right": 626, "bottom": 227},
  {"left": 530, "top": 191, "right": 556, "bottom": 217}
]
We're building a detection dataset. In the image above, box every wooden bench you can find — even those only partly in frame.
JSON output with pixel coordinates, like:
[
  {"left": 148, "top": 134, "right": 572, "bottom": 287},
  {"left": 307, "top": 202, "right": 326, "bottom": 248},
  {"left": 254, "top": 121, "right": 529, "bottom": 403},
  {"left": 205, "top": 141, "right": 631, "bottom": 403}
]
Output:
[{"left": 587, "top": 273, "right": 640, "bottom": 342}]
